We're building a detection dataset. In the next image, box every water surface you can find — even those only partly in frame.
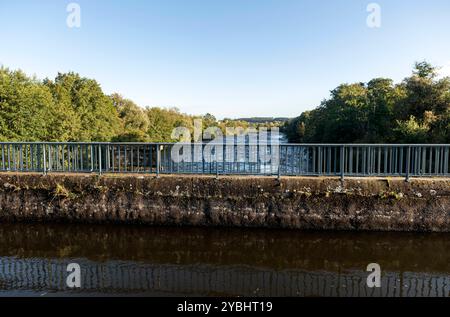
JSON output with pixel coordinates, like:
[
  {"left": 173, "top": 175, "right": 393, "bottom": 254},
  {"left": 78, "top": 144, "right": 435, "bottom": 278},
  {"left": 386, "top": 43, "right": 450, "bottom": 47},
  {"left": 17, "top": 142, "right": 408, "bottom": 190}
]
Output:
[{"left": 0, "top": 223, "right": 448, "bottom": 297}]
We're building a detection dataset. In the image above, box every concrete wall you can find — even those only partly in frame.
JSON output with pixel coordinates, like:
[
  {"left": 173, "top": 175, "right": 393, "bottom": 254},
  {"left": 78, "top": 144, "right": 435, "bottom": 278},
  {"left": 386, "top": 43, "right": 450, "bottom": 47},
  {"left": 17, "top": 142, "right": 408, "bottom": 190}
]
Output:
[{"left": 0, "top": 173, "right": 448, "bottom": 232}]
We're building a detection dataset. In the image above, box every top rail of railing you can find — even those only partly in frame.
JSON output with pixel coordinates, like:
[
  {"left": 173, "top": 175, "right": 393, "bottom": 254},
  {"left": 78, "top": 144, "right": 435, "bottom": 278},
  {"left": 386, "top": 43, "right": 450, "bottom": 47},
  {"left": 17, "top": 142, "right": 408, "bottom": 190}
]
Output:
[
  {"left": 0, "top": 142, "right": 449, "bottom": 146},
  {"left": 0, "top": 142, "right": 448, "bottom": 180}
]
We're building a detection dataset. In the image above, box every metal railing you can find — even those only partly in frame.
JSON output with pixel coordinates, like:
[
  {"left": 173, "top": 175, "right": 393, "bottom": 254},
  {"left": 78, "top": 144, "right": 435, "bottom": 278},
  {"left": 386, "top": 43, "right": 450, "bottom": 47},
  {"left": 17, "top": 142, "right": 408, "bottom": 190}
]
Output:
[{"left": 0, "top": 142, "right": 449, "bottom": 180}]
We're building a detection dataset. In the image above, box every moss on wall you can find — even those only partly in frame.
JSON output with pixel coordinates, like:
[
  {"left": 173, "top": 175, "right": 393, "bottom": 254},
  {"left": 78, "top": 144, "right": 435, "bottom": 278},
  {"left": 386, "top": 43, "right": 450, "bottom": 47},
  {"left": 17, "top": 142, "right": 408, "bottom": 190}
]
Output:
[{"left": 0, "top": 173, "right": 448, "bottom": 232}]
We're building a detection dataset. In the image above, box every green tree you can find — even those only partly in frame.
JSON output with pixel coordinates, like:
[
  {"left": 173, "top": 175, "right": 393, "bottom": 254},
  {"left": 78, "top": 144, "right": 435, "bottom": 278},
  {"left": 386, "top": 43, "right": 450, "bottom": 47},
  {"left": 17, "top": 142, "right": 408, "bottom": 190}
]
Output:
[
  {"left": 285, "top": 62, "right": 450, "bottom": 144},
  {"left": 145, "top": 107, "right": 194, "bottom": 142},
  {"left": 47, "top": 72, "right": 121, "bottom": 141},
  {"left": 110, "top": 93, "right": 149, "bottom": 141},
  {"left": 365, "top": 78, "right": 400, "bottom": 142},
  {"left": 43, "top": 77, "right": 81, "bottom": 141},
  {"left": 394, "top": 115, "right": 429, "bottom": 143},
  {"left": 0, "top": 68, "right": 54, "bottom": 141}
]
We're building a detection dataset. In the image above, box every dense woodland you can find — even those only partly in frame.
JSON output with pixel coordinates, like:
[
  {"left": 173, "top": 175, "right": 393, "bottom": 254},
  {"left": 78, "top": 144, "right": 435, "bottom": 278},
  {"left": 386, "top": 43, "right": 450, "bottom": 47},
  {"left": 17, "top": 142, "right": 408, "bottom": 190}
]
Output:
[
  {"left": 0, "top": 62, "right": 449, "bottom": 144},
  {"left": 283, "top": 62, "right": 450, "bottom": 144},
  {"left": 0, "top": 67, "right": 262, "bottom": 142}
]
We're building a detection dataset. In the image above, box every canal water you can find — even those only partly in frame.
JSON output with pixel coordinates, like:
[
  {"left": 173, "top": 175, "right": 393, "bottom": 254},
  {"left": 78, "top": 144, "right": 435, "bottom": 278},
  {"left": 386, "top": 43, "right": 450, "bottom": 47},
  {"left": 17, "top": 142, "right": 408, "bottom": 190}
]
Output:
[{"left": 0, "top": 223, "right": 448, "bottom": 297}]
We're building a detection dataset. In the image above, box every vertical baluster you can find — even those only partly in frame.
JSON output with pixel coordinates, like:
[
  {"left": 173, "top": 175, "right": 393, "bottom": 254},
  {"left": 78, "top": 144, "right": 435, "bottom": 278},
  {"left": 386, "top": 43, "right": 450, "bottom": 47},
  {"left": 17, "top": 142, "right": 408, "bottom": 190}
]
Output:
[
  {"left": 405, "top": 146, "right": 411, "bottom": 182},
  {"left": 124, "top": 146, "right": 128, "bottom": 172},
  {"left": 48, "top": 145, "right": 52, "bottom": 172},
  {"left": 428, "top": 147, "right": 432, "bottom": 175},
  {"left": 56, "top": 145, "right": 60, "bottom": 171},
  {"left": 88, "top": 144, "right": 92, "bottom": 172},
  {"left": 42, "top": 144, "right": 47, "bottom": 175},
  {"left": 349, "top": 147, "right": 353, "bottom": 175},
  {"left": 12, "top": 145, "right": 16, "bottom": 171},
  {"left": 399, "top": 147, "right": 404, "bottom": 176},
  {"left": 318, "top": 146, "right": 322, "bottom": 175},
  {"left": 435, "top": 147, "right": 440, "bottom": 175},
  {"left": 444, "top": 146, "right": 449, "bottom": 175},
  {"left": 32, "top": 144, "right": 37, "bottom": 172},
  {"left": 142, "top": 146, "right": 146, "bottom": 173},
  {"left": 106, "top": 144, "right": 110, "bottom": 173},
  {"left": 25, "top": 144, "right": 28, "bottom": 171},
  {"left": 98, "top": 145, "right": 102, "bottom": 175},
  {"left": 111, "top": 145, "right": 115, "bottom": 172},
  {"left": 130, "top": 146, "right": 133, "bottom": 173},
  {"left": 394, "top": 147, "right": 398, "bottom": 175},
  {"left": 80, "top": 145, "right": 84, "bottom": 171},
  {"left": 312, "top": 147, "right": 316, "bottom": 175},
  {"left": 362, "top": 148, "right": 366, "bottom": 176},
  {"left": 156, "top": 145, "right": 161, "bottom": 177},
  {"left": 377, "top": 147, "right": 381, "bottom": 175},
  {"left": 356, "top": 148, "right": 359, "bottom": 175},
  {"left": 305, "top": 147, "right": 309, "bottom": 175},
  {"left": 421, "top": 146, "right": 426, "bottom": 175},
  {"left": 150, "top": 145, "right": 153, "bottom": 174},
  {"left": 416, "top": 147, "right": 420, "bottom": 175},
  {"left": 118, "top": 145, "right": 122, "bottom": 173},
  {"left": 1, "top": 144, "right": 5, "bottom": 171},
  {"left": 31, "top": 144, "right": 34, "bottom": 171},
  {"left": 71, "top": 144, "right": 75, "bottom": 171},
  {"left": 327, "top": 147, "right": 331, "bottom": 175}
]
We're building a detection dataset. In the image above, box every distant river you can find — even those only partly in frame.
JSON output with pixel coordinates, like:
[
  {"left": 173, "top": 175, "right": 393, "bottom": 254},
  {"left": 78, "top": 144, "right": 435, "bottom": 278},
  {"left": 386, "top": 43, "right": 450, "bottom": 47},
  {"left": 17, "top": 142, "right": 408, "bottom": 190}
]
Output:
[{"left": 0, "top": 223, "right": 448, "bottom": 297}]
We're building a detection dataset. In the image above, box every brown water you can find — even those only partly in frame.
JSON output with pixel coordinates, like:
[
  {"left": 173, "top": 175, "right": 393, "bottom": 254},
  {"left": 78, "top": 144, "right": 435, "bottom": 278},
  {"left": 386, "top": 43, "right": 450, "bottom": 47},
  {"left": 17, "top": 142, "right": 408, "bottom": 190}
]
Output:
[{"left": 0, "top": 223, "right": 448, "bottom": 297}]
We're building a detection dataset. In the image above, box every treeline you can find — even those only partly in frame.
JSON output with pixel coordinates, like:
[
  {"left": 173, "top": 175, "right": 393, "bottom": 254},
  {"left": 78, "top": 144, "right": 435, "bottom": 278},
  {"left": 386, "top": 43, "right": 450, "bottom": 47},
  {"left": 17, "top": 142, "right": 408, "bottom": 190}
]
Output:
[
  {"left": 4, "top": 62, "right": 446, "bottom": 144},
  {"left": 234, "top": 117, "right": 290, "bottom": 125},
  {"left": 283, "top": 62, "right": 450, "bottom": 143},
  {"left": 0, "top": 67, "right": 262, "bottom": 142}
]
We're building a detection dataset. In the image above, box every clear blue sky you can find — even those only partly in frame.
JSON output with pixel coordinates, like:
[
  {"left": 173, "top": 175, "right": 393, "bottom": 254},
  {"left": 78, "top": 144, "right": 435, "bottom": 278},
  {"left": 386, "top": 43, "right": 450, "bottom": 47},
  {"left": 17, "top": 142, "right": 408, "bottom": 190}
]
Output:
[{"left": 1, "top": 0, "right": 449, "bottom": 119}]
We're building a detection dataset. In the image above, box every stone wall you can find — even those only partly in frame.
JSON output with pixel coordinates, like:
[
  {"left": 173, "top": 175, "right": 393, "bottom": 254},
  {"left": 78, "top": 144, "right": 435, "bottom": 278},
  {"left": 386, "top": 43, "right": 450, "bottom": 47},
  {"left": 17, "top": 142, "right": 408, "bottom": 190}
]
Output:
[{"left": 0, "top": 173, "right": 448, "bottom": 232}]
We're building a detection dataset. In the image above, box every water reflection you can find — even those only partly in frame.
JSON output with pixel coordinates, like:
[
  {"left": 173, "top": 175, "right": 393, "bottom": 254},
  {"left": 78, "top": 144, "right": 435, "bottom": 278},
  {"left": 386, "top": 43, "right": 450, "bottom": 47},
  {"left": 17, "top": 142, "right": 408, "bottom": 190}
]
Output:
[{"left": 0, "top": 224, "right": 448, "bottom": 296}]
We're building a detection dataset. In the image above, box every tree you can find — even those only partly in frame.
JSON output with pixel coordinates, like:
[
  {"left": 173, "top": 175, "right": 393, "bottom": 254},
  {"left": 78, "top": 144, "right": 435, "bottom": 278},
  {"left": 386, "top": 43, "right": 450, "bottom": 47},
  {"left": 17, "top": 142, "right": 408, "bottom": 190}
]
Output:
[
  {"left": 365, "top": 78, "right": 400, "bottom": 142},
  {"left": 0, "top": 68, "right": 54, "bottom": 141},
  {"left": 145, "top": 107, "right": 194, "bottom": 142},
  {"left": 43, "top": 77, "right": 81, "bottom": 141},
  {"left": 285, "top": 62, "right": 450, "bottom": 144},
  {"left": 47, "top": 72, "right": 121, "bottom": 141},
  {"left": 413, "top": 61, "right": 437, "bottom": 79},
  {"left": 394, "top": 62, "right": 449, "bottom": 120},
  {"left": 110, "top": 93, "right": 149, "bottom": 141},
  {"left": 394, "top": 115, "right": 429, "bottom": 143}
]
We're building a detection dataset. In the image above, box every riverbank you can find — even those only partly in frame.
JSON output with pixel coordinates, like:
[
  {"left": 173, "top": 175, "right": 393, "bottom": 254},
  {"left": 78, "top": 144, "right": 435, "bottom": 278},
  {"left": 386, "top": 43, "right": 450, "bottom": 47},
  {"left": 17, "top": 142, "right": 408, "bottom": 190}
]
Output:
[{"left": 0, "top": 173, "right": 448, "bottom": 232}]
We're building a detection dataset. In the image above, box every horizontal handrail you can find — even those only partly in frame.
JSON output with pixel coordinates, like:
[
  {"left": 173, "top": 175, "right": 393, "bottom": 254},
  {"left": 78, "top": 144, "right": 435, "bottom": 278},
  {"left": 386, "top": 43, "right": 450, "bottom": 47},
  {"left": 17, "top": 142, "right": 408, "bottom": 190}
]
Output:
[{"left": 0, "top": 142, "right": 449, "bottom": 146}]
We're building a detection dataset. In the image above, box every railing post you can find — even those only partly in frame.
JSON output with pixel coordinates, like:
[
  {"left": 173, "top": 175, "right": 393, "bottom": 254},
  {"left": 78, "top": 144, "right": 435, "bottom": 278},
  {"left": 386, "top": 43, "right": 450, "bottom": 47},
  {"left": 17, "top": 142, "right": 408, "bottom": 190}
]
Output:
[
  {"left": 216, "top": 152, "right": 219, "bottom": 179},
  {"left": 106, "top": 144, "right": 110, "bottom": 172},
  {"left": 156, "top": 145, "right": 161, "bottom": 178},
  {"left": 340, "top": 145, "right": 345, "bottom": 181},
  {"left": 277, "top": 164, "right": 281, "bottom": 180},
  {"left": 277, "top": 145, "right": 281, "bottom": 180},
  {"left": 47, "top": 145, "right": 52, "bottom": 172},
  {"left": 98, "top": 145, "right": 102, "bottom": 175},
  {"left": 90, "top": 145, "right": 94, "bottom": 172},
  {"left": 42, "top": 144, "right": 47, "bottom": 175},
  {"left": 405, "top": 146, "right": 411, "bottom": 182}
]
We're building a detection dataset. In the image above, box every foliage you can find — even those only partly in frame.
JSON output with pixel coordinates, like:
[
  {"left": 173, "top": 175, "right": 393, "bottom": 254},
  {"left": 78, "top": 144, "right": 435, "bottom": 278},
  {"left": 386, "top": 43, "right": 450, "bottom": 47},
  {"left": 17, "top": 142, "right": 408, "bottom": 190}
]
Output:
[
  {"left": 0, "top": 68, "right": 54, "bottom": 141},
  {"left": 2, "top": 61, "right": 448, "bottom": 144},
  {"left": 0, "top": 67, "right": 197, "bottom": 142},
  {"left": 110, "top": 93, "right": 150, "bottom": 141},
  {"left": 44, "top": 72, "right": 121, "bottom": 141},
  {"left": 284, "top": 62, "right": 450, "bottom": 143},
  {"left": 145, "top": 107, "right": 194, "bottom": 142}
]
